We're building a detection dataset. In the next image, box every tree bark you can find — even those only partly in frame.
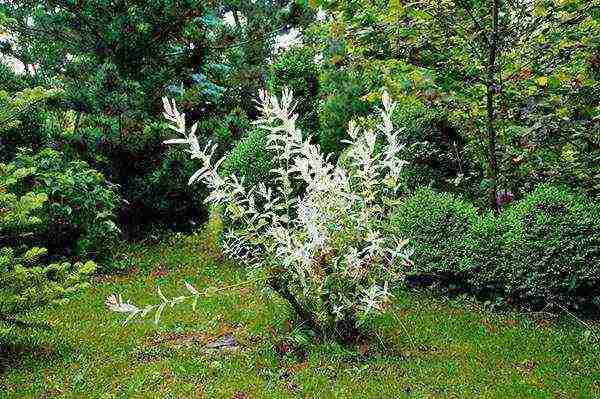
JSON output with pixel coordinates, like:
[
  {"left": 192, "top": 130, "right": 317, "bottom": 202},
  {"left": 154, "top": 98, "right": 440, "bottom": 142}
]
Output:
[
  {"left": 486, "top": 0, "right": 501, "bottom": 213},
  {"left": 267, "top": 275, "right": 322, "bottom": 336}
]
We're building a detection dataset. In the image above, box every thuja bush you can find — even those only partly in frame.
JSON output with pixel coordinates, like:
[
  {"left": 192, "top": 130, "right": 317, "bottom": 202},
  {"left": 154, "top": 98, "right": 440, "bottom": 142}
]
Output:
[
  {"left": 389, "top": 99, "right": 477, "bottom": 198},
  {"left": 108, "top": 89, "right": 413, "bottom": 341},
  {"left": 220, "top": 128, "right": 274, "bottom": 188},
  {"left": 315, "top": 63, "right": 375, "bottom": 157},
  {"left": 268, "top": 46, "right": 320, "bottom": 134},
  {"left": 0, "top": 164, "right": 95, "bottom": 336}
]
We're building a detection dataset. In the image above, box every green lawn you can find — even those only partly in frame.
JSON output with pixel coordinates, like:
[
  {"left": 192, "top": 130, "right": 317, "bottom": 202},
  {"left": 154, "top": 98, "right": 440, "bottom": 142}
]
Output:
[{"left": 1, "top": 231, "right": 599, "bottom": 398}]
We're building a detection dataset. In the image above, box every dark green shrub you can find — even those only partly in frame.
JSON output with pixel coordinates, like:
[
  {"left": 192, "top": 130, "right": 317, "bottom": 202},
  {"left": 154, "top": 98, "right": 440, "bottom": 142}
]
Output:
[
  {"left": 126, "top": 146, "right": 208, "bottom": 230},
  {"left": 388, "top": 188, "right": 477, "bottom": 278},
  {"left": 62, "top": 111, "right": 245, "bottom": 231},
  {"left": 269, "top": 46, "right": 320, "bottom": 134},
  {"left": 317, "top": 69, "right": 371, "bottom": 156},
  {"left": 389, "top": 97, "right": 479, "bottom": 200},
  {"left": 63, "top": 116, "right": 208, "bottom": 231},
  {"left": 194, "top": 107, "right": 252, "bottom": 156},
  {"left": 7, "top": 148, "right": 121, "bottom": 263},
  {"left": 467, "top": 185, "right": 600, "bottom": 307},
  {"left": 220, "top": 128, "right": 274, "bottom": 187}
]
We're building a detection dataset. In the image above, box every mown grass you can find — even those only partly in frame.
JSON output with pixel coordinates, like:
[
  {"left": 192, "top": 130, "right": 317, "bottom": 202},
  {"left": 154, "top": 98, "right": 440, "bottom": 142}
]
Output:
[{"left": 1, "top": 230, "right": 599, "bottom": 398}]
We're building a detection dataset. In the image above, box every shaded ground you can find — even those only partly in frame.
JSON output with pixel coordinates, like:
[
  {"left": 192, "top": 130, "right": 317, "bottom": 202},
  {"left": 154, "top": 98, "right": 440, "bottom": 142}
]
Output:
[{"left": 1, "top": 232, "right": 599, "bottom": 398}]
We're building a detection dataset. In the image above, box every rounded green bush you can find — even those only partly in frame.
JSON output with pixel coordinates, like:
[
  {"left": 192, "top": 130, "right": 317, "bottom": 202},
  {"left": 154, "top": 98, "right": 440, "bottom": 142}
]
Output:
[
  {"left": 465, "top": 209, "right": 522, "bottom": 295},
  {"left": 468, "top": 184, "right": 600, "bottom": 307},
  {"left": 388, "top": 188, "right": 477, "bottom": 277}
]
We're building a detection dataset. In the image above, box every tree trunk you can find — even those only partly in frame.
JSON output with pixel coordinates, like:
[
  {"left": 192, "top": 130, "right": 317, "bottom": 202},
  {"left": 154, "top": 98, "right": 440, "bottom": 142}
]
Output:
[
  {"left": 267, "top": 275, "right": 322, "bottom": 336},
  {"left": 486, "top": 0, "right": 501, "bottom": 213},
  {"left": 74, "top": 111, "right": 83, "bottom": 137}
]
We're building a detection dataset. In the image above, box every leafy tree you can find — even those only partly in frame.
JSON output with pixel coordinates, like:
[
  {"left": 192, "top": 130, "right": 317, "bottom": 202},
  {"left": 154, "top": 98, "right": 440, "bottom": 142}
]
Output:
[{"left": 311, "top": 0, "right": 599, "bottom": 207}]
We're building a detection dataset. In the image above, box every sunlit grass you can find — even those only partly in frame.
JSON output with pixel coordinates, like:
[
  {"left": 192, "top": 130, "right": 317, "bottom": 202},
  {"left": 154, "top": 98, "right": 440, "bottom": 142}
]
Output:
[{"left": 1, "top": 230, "right": 599, "bottom": 398}]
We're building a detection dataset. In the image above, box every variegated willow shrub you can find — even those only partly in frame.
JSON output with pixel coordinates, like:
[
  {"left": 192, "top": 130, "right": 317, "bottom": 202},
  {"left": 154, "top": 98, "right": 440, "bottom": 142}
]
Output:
[{"left": 108, "top": 89, "right": 413, "bottom": 341}]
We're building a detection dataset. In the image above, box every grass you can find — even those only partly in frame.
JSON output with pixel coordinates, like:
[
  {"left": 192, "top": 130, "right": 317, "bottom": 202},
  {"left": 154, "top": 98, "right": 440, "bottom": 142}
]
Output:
[{"left": 1, "top": 230, "right": 600, "bottom": 398}]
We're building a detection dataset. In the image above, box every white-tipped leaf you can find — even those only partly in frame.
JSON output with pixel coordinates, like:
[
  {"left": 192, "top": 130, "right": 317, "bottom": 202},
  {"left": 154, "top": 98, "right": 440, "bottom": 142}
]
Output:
[
  {"left": 184, "top": 281, "right": 199, "bottom": 296},
  {"left": 163, "top": 138, "right": 189, "bottom": 145}
]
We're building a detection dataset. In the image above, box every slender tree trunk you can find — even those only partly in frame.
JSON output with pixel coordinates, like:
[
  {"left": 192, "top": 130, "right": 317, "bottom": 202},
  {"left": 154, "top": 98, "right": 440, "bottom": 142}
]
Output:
[
  {"left": 74, "top": 111, "right": 82, "bottom": 137},
  {"left": 267, "top": 275, "right": 322, "bottom": 336},
  {"left": 486, "top": 0, "right": 500, "bottom": 212}
]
